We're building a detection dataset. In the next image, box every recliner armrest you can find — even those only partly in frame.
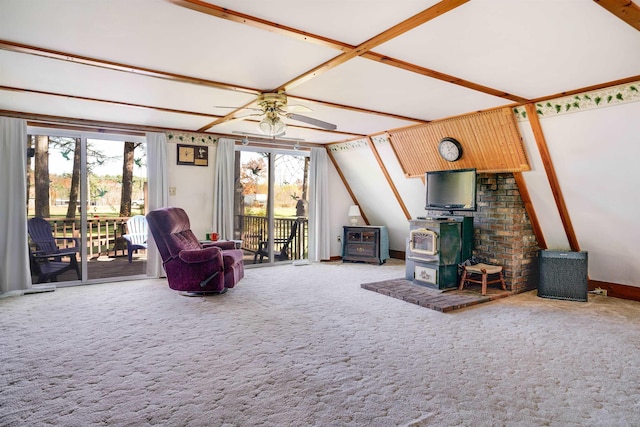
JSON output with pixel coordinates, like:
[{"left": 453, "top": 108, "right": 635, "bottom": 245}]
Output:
[{"left": 178, "top": 246, "right": 222, "bottom": 264}]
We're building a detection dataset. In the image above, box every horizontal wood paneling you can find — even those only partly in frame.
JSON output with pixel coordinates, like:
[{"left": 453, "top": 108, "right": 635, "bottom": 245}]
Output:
[{"left": 388, "top": 108, "right": 530, "bottom": 177}]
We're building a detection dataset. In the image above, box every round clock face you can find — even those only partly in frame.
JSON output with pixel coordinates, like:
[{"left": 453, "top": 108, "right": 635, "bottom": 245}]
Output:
[
  {"left": 438, "top": 137, "right": 462, "bottom": 162},
  {"left": 179, "top": 146, "right": 195, "bottom": 163}
]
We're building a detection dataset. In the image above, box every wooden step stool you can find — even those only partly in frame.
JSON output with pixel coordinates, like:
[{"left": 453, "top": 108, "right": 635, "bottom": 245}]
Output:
[{"left": 459, "top": 263, "right": 506, "bottom": 296}]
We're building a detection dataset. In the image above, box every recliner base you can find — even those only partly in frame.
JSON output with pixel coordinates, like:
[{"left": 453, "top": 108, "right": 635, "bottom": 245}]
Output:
[{"left": 179, "top": 288, "right": 229, "bottom": 297}]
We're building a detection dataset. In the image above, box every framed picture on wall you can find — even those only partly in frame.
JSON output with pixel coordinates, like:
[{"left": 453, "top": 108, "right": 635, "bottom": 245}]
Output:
[{"left": 177, "top": 144, "right": 208, "bottom": 166}]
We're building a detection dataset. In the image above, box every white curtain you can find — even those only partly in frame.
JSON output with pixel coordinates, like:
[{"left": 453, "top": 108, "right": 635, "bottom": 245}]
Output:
[
  {"left": 308, "top": 147, "right": 331, "bottom": 262},
  {"left": 145, "top": 132, "right": 168, "bottom": 277},
  {"left": 212, "top": 138, "right": 235, "bottom": 239},
  {"left": 0, "top": 117, "right": 32, "bottom": 295}
]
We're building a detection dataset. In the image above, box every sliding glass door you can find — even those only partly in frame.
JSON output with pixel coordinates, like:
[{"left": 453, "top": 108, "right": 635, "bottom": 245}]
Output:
[
  {"left": 234, "top": 147, "right": 309, "bottom": 265},
  {"left": 85, "top": 138, "right": 147, "bottom": 280},
  {"left": 26, "top": 128, "right": 147, "bottom": 284}
]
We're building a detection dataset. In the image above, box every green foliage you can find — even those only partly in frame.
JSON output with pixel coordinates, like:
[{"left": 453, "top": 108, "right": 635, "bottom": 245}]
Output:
[{"left": 516, "top": 83, "right": 638, "bottom": 119}]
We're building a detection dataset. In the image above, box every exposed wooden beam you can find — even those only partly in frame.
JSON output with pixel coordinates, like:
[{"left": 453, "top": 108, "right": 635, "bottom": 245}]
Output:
[
  {"left": 27, "top": 121, "right": 146, "bottom": 137},
  {"left": 524, "top": 75, "right": 640, "bottom": 107},
  {"left": 0, "top": 84, "right": 363, "bottom": 139},
  {"left": 594, "top": 0, "right": 640, "bottom": 31},
  {"left": 288, "top": 95, "right": 427, "bottom": 124},
  {"left": 326, "top": 148, "right": 370, "bottom": 225},
  {"left": 524, "top": 103, "right": 580, "bottom": 251},
  {"left": 0, "top": 40, "right": 415, "bottom": 133},
  {"left": 2, "top": 109, "right": 331, "bottom": 146},
  {"left": 169, "top": 0, "right": 352, "bottom": 52},
  {"left": 171, "top": 0, "right": 523, "bottom": 103},
  {"left": 0, "top": 85, "right": 219, "bottom": 119},
  {"left": 0, "top": 40, "right": 259, "bottom": 95},
  {"left": 277, "top": 0, "right": 471, "bottom": 92},
  {"left": 513, "top": 172, "right": 546, "bottom": 249},
  {"left": 196, "top": 94, "right": 426, "bottom": 132},
  {"left": 362, "top": 52, "right": 530, "bottom": 103},
  {"left": 196, "top": 99, "right": 257, "bottom": 132},
  {"left": 0, "top": 109, "right": 197, "bottom": 135},
  {"left": 367, "top": 136, "right": 412, "bottom": 220},
  {"left": 354, "top": 0, "right": 470, "bottom": 53}
]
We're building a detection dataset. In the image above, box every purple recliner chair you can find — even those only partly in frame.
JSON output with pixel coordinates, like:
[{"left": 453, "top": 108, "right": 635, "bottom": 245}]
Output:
[{"left": 146, "top": 207, "right": 244, "bottom": 294}]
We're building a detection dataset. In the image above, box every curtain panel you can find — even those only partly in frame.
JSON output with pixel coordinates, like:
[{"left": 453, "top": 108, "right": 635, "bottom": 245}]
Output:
[
  {"left": 145, "top": 132, "right": 168, "bottom": 278},
  {"left": 212, "top": 138, "right": 235, "bottom": 240},
  {"left": 308, "top": 147, "right": 331, "bottom": 262},
  {"left": 0, "top": 117, "right": 32, "bottom": 294}
]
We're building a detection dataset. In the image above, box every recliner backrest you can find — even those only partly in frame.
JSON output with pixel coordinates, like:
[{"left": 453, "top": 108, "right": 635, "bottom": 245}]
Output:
[{"left": 147, "top": 207, "right": 202, "bottom": 262}]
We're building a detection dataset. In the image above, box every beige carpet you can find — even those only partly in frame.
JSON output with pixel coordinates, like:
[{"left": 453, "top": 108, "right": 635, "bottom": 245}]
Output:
[{"left": 1, "top": 260, "right": 640, "bottom": 426}]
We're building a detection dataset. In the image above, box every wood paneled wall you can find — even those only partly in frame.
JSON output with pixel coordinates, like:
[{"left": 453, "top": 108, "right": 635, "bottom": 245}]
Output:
[{"left": 388, "top": 108, "right": 530, "bottom": 177}]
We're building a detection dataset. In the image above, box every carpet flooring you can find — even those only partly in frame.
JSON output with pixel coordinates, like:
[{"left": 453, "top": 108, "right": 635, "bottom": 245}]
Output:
[{"left": 2, "top": 259, "right": 640, "bottom": 426}]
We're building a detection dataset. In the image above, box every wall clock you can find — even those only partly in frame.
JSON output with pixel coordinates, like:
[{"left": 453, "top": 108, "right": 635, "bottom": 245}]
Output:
[
  {"left": 177, "top": 144, "right": 208, "bottom": 166},
  {"left": 177, "top": 144, "right": 195, "bottom": 165},
  {"left": 438, "top": 137, "right": 463, "bottom": 162}
]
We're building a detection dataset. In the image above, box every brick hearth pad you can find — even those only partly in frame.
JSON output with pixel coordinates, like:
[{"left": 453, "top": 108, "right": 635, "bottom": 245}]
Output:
[{"left": 361, "top": 278, "right": 512, "bottom": 312}]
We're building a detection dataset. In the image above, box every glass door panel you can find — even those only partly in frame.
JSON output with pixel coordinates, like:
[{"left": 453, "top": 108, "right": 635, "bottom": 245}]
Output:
[
  {"left": 234, "top": 150, "right": 270, "bottom": 265},
  {"left": 26, "top": 134, "right": 83, "bottom": 284},
  {"left": 26, "top": 132, "right": 147, "bottom": 285},
  {"left": 85, "top": 139, "right": 147, "bottom": 280},
  {"left": 233, "top": 148, "right": 308, "bottom": 265},
  {"left": 273, "top": 153, "right": 308, "bottom": 263}
]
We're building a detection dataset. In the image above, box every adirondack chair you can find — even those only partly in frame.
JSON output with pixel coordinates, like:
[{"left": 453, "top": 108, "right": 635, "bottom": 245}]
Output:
[
  {"left": 123, "top": 215, "right": 148, "bottom": 263},
  {"left": 27, "top": 217, "right": 81, "bottom": 283},
  {"left": 29, "top": 248, "right": 79, "bottom": 283},
  {"left": 254, "top": 219, "right": 299, "bottom": 263}
]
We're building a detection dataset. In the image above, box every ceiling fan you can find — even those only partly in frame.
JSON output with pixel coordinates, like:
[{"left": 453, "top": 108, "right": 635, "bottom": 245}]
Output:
[{"left": 224, "top": 92, "right": 337, "bottom": 137}]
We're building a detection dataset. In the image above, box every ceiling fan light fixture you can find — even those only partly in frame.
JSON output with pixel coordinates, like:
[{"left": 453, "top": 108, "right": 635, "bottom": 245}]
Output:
[{"left": 258, "top": 115, "right": 286, "bottom": 136}]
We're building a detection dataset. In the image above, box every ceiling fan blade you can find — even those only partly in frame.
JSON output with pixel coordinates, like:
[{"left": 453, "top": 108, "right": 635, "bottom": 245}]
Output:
[
  {"left": 287, "top": 113, "right": 337, "bottom": 130},
  {"left": 232, "top": 131, "right": 305, "bottom": 142},
  {"left": 209, "top": 112, "right": 263, "bottom": 128}
]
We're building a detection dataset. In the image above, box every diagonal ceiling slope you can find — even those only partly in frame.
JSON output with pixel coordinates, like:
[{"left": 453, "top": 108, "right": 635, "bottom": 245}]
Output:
[{"left": 0, "top": 0, "right": 638, "bottom": 143}]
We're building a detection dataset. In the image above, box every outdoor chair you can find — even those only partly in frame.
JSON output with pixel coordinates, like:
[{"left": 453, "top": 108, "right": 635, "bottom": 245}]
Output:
[
  {"left": 123, "top": 215, "right": 148, "bottom": 263},
  {"left": 27, "top": 216, "right": 81, "bottom": 283},
  {"left": 254, "top": 219, "right": 299, "bottom": 263},
  {"left": 146, "top": 207, "right": 244, "bottom": 294},
  {"left": 29, "top": 248, "right": 79, "bottom": 283}
]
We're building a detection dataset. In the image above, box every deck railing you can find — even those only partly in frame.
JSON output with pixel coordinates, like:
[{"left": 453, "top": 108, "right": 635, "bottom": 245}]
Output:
[
  {"left": 36, "top": 217, "right": 129, "bottom": 259},
  {"left": 237, "top": 215, "right": 308, "bottom": 261},
  {"left": 35, "top": 214, "right": 309, "bottom": 262}
]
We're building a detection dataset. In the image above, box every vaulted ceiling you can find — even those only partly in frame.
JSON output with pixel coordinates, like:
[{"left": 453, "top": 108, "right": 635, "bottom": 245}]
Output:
[{"left": 1, "top": 0, "right": 639, "bottom": 144}]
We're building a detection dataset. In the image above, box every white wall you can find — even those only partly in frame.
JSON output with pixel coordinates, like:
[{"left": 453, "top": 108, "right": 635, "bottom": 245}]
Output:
[
  {"left": 166, "top": 141, "right": 216, "bottom": 240},
  {"left": 166, "top": 141, "right": 353, "bottom": 259},
  {"left": 327, "top": 159, "right": 353, "bottom": 257},
  {"left": 166, "top": 87, "right": 640, "bottom": 286},
  {"left": 328, "top": 83, "right": 640, "bottom": 288},
  {"left": 329, "top": 138, "right": 409, "bottom": 252},
  {"left": 520, "top": 99, "right": 640, "bottom": 287}
]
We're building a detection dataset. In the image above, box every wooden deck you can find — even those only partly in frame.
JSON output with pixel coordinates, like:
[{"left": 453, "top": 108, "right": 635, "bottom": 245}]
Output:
[{"left": 33, "top": 249, "right": 267, "bottom": 285}]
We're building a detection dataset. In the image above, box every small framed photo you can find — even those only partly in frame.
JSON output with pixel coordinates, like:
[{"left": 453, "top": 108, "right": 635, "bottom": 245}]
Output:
[{"left": 177, "top": 144, "right": 208, "bottom": 166}]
